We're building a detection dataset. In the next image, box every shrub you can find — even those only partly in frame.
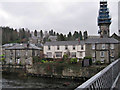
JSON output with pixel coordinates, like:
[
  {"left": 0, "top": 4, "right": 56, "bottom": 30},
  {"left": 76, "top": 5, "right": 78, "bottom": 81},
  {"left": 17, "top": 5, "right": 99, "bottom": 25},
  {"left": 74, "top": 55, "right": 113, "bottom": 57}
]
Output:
[
  {"left": 33, "top": 56, "right": 41, "bottom": 63},
  {"left": 70, "top": 58, "right": 77, "bottom": 64},
  {"left": 95, "top": 60, "right": 102, "bottom": 65},
  {"left": 63, "top": 54, "right": 69, "bottom": 61},
  {"left": 84, "top": 56, "right": 92, "bottom": 59}
]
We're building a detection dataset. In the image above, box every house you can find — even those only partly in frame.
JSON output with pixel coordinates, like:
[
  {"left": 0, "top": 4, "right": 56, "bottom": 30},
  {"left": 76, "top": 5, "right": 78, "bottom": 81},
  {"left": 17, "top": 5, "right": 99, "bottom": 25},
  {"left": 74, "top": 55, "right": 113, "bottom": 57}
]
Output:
[
  {"left": 85, "top": 38, "right": 120, "bottom": 63},
  {"left": 5, "top": 43, "right": 42, "bottom": 65},
  {"left": 48, "top": 36, "right": 57, "bottom": 41},
  {"left": 44, "top": 41, "right": 85, "bottom": 59}
]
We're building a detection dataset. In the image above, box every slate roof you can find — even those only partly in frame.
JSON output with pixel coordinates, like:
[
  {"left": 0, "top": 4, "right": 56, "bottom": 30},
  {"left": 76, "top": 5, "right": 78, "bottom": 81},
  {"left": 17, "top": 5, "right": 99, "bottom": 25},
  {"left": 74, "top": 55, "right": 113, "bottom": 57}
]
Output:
[
  {"left": 85, "top": 38, "right": 119, "bottom": 44},
  {"left": 44, "top": 38, "right": 119, "bottom": 46},
  {"left": 6, "top": 43, "right": 42, "bottom": 50},
  {"left": 44, "top": 41, "right": 85, "bottom": 46}
]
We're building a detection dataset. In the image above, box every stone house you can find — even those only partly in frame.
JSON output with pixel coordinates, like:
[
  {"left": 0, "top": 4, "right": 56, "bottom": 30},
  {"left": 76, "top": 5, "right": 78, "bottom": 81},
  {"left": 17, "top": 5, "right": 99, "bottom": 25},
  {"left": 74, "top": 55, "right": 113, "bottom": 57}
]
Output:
[
  {"left": 5, "top": 43, "right": 42, "bottom": 65},
  {"left": 85, "top": 38, "right": 119, "bottom": 63}
]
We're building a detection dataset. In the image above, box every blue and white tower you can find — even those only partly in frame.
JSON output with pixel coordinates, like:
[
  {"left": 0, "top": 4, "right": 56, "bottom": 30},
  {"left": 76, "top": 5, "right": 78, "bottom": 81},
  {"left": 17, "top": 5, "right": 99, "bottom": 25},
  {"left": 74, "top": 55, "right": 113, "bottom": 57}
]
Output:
[{"left": 98, "top": 0, "right": 111, "bottom": 38}]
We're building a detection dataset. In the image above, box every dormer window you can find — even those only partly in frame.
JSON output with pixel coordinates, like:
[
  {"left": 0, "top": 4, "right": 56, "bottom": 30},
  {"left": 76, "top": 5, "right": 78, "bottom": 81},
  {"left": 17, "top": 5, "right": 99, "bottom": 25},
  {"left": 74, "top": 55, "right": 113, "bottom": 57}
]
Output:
[
  {"left": 48, "top": 46, "right": 50, "bottom": 50},
  {"left": 73, "top": 45, "right": 75, "bottom": 50},
  {"left": 65, "top": 45, "right": 68, "bottom": 50},
  {"left": 57, "top": 45, "right": 60, "bottom": 50},
  {"left": 81, "top": 45, "right": 84, "bottom": 50}
]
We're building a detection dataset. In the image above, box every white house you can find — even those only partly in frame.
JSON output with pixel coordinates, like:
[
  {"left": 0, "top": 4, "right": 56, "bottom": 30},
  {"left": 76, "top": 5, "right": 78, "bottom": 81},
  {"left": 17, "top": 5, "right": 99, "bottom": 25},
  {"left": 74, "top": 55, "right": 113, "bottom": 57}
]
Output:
[{"left": 44, "top": 41, "right": 86, "bottom": 59}]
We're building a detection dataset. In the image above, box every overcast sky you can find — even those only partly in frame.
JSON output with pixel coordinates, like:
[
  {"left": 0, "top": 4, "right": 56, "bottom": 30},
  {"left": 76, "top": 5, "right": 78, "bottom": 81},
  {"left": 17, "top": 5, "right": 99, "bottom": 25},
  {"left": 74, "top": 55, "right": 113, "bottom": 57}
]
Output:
[{"left": 0, "top": 0, "right": 119, "bottom": 36}]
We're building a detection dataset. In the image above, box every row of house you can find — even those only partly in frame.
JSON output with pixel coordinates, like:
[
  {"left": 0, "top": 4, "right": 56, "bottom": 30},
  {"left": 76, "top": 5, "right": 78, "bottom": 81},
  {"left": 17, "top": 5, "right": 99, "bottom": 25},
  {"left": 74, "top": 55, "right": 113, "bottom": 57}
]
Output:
[{"left": 44, "top": 38, "right": 120, "bottom": 63}]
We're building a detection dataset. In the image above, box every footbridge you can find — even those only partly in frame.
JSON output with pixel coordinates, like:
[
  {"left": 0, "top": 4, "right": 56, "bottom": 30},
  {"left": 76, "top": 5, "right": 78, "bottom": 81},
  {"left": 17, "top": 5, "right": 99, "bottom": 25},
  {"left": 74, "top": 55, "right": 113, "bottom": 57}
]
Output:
[{"left": 75, "top": 58, "right": 120, "bottom": 90}]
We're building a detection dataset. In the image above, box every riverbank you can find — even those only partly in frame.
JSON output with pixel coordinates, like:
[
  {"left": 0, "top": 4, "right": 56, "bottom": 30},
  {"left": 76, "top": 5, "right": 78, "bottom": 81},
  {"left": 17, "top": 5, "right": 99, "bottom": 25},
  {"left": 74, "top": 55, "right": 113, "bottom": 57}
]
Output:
[
  {"left": 2, "top": 72, "right": 83, "bottom": 89},
  {"left": 2, "top": 63, "right": 107, "bottom": 80}
]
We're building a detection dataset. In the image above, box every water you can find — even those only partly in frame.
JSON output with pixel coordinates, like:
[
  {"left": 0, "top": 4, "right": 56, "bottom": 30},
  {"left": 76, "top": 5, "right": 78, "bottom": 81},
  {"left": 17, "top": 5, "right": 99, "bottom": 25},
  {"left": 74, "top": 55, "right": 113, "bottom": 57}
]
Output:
[{"left": 2, "top": 73, "right": 83, "bottom": 89}]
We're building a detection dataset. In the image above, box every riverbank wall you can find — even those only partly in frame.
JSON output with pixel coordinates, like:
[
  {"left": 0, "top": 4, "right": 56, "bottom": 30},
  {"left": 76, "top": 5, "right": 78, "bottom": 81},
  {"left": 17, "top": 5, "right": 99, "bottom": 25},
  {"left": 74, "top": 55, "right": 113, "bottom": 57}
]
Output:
[{"left": 2, "top": 64, "right": 107, "bottom": 80}]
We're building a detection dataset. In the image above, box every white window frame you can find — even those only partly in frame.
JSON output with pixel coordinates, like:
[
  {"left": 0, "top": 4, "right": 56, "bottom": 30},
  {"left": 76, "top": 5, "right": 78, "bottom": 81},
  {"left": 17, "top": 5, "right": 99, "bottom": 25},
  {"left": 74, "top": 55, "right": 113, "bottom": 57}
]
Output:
[
  {"left": 102, "top": 44, "right": 105, "bottom": 49},
  {"left": 47, "top": 52, "right": 52, "bottom": 58},
  {"left": 71, "top": 52, "right": 76, "bottom": 58},
  {"left": 92, "top": 44, "right": 95, "bottom": 50},
  {"left": 110, "top": 44, "right": 114, "bottom": 49},
  {"left": 55, "top": 52, "right": 62, "bottom": 58},
  {"left": 101, "top": 59, "right": 105, "bottom": 63},
  {"left": 100, "top": 51, "right": 104, "bottom": 57},
  {"left": 79, "top": 52, "right": 83, "bottom": 57},
  {"left": 92, "top": 52, "right": 95, "bottom": 57}
]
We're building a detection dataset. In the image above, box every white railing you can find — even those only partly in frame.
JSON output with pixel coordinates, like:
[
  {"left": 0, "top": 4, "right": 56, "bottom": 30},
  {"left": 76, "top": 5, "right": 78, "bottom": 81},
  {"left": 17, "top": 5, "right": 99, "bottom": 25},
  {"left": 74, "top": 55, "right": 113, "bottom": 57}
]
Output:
[{"left": 75, "top": 58, "right": 120, "bottom": 90}]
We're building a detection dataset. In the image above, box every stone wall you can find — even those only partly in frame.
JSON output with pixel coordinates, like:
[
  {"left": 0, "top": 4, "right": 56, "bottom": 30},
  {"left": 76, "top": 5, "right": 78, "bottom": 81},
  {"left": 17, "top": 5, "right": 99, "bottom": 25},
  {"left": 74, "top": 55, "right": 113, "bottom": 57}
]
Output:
[{"left": 26, "top": 64, "right": 106, "bottom": 78}]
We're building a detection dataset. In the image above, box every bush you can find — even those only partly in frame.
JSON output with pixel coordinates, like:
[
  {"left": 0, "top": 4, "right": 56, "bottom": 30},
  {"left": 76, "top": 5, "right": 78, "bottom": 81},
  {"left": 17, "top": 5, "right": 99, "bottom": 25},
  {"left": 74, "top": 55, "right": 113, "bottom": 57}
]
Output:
[
  {"left": 63, "top": 54, "right": 68, "bottom": 61},
  {"left": 84, "top": 56, "right": 92, "bottom": 59},
  {"left": 33, "top": 56, "right": 41, "bottom": 63},
  {"left": 70, "top": 58, "right": 77, "bottom": 64},
  {"left": 95, "top": 61, "right": 102, "bottom": 65}
]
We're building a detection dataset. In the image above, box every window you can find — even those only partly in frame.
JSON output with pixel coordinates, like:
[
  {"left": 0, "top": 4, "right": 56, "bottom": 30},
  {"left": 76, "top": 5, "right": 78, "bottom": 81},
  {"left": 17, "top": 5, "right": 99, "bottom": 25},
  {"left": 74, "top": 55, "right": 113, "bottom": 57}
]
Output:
[
  {"left": 81, "top": 45, "right": 84, "bottom": 50},
  {"left": 101, "top": 59, "right": 105, "bottom": 63},
  {"left": 47, "top": 52, "right": 52, "bottom": 58},
  {"left": 17, "top": 51, "right": 20, "bottom": 56},
  {"left": 65, "top": 45, "right": 68, "bottom": 50},
  {"left": 73, "top": 45, "right": 75, "bottom": 50},
  {"left": 79, "top": 52, "right": 83, "bottom": 57},
  {"left": 26, "top": 51, "right": 28, "bottom": 56},
  {"left": 102, "top": 44, "right": 105, "bottom": 49},
  {"left": 110, "top": 44, "right": 114, "bottom": 49},
  {"left": 55, "top": 52, "right": 62, "bottom": 58},
  {"left": 100, "top": 51, "right": 104, "bottom": 57},
  {"left": 48, "top": 46, "right": 51, "bottom": 50},
  {"left": 57, "top": 46, "right": 60, "bottom": 50},
  {"left": 71, "top": 52, "right": 76, "bottom": 57},
  {"left": 92, "top": 52, "right": 95, "bottom": 57},
  {"left": 92, "top": 44, "right": 95, "bottom": 49},
  {"left": 110, "top": 51, "right": 114, "bottom": 57},
  {"left": 10, "top": 50, "right": 13, "bottom": 56}
]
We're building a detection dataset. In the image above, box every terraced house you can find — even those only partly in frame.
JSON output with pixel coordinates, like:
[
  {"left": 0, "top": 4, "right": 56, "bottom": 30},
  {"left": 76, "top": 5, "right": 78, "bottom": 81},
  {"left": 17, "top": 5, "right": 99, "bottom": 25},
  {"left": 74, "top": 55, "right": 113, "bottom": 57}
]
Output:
[{"left": 44, "top": 41, "right": 85, "bottom": 59}]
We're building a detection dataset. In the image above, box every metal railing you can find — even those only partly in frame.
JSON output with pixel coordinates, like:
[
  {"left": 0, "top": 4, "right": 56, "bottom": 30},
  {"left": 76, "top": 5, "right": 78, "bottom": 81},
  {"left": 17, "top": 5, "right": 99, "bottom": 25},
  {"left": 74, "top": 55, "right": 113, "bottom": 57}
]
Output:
[{"left": 75, "top": 58, "right": 120, "bottom": 90}]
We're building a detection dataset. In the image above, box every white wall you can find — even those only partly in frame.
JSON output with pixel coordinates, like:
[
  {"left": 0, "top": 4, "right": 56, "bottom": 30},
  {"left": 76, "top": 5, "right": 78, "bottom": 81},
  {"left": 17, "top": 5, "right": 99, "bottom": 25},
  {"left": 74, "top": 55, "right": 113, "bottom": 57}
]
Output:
[{"left": 44, "top": 44, "right": 86, "bottom": 59}]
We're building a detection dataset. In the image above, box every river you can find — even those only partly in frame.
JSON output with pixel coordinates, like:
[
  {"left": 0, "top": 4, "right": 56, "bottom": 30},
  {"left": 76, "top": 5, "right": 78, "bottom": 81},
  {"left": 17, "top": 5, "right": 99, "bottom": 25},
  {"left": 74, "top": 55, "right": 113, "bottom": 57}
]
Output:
[{"left": 2, "top": 73, "right": 83, "bottom": 90}]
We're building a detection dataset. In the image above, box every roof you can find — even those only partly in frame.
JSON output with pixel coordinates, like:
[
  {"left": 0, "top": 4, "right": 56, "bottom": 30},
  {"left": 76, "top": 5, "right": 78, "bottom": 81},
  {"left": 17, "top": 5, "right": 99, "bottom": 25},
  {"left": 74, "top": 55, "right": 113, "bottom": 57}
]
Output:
[
  {"left": 111, "top": 33, "right": 120, "bottom": 41},
  {"left": 44, "top": 38, "right": 119, "bottom": 46},
  {"left": 2, "top": 43, "right": 16, "bottom": 47},
  {"left": 44, "top": 41, "right": 85, "bottom": 46},
  {"left": 85, "top": 38, "right": 119, "bottom": 44},
  {"left": 35, "top": 43, "right": 43, "bottom": 47},
  {"left": 6, "top": 43, "right": 42, "bottom": 50}
]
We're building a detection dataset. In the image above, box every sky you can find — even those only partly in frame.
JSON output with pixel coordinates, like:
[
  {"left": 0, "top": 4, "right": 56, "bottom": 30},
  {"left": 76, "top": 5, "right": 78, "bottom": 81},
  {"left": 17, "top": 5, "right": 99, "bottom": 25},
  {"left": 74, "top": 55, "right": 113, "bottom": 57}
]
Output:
[{"left": 0, "top": 0, "right": 119, "bottom": 36}]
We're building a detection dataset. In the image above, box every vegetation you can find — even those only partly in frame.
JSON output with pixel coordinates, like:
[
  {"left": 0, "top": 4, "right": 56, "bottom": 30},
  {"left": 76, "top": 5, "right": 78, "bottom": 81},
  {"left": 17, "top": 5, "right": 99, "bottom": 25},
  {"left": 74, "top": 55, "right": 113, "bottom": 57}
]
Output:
[
  {"left": 70, "top": 58, "right": 77, "bottom": 64},
  {"left": 2, "top": 26, "right": 89, "bottom": 44},
  {"left": 63, "top": 54, "right": 69, "bottom": 61},
  {"left": 95, "top": 61, "right": 102, "bottom": 65},
  {"left": 2, "top": 27, "right": 31, "bottom": 44}
]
